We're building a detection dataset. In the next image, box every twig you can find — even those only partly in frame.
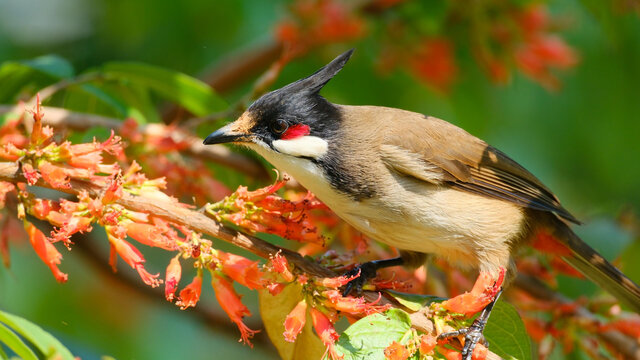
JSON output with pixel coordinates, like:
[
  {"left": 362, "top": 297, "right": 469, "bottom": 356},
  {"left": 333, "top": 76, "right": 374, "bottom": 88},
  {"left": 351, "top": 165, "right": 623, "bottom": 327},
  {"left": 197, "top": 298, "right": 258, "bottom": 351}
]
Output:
[{"left": 0, "top": 105, "right": 268, "bottom": 179}]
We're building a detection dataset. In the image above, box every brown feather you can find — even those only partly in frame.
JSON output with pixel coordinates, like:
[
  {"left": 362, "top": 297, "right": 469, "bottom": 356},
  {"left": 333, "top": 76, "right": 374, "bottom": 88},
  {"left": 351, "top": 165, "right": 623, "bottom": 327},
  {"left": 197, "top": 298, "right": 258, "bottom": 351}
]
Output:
[{"left": 356, "top": 106, "right": 580, "bottom": 224}]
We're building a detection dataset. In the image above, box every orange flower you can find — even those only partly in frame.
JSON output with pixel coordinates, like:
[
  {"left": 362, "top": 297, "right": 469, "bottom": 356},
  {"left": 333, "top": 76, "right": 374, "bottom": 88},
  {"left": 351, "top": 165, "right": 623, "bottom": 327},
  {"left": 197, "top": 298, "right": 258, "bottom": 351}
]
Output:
[
  {"left": 38, "top": 161, "right": 70, "bottom": 189},
  {"left": 52, "top": 215, "right": 93, "bottom": 245},
  {"left": 176, "top": 272, "right": 203, "bottom": 309},
  {"left": 409, "top": 38, "right": 458, "bottom": 92},
  {"left": 420, "top": 334, "right": 437, "bottom": 355},
  {"left": 323, "top": 290, "right": 390, "bottom": 316},
  {"left": 102, "top": 179, "right": 123, "bottom": 205},
  {"left": 107, "top": 226, "right": 160, "bottom": 287},
  {"left": 218, "top": 251, "right": 264, "bottom": 290},
  {"left": 283, "top": 299, "right": 307, "bottom": 342},
  {"left": 25, "top": 222, "right": 67, "bottom": 283},
  {"left": 310, "top": 308, "right": 342, "bottom": 360},
  {"left": 271, "top": 252, "right": 295, "bottom": 282},
  {"left": 211, "top": 273, "right": 259, "bottom": 346},
  {"left": 317, "top": 272, "right": 360, "bottom": 288},
  {"left": 442, "top": 267, "right": 505, "bottom": 315},
  {"left": 384, "top": 341, "right": 410, "bottom": 360},
  {"left": 472, "top": 343, "right": 488, "bottom": 360},
  {"left": 165, "top": 257, "right": 182, "bottom": 302},
  {"left": 441, "top": 347, "right": 462, "bottom": 360},
  {"left": 125, "top": 222, "right": 175, "bottom": 250},
  {"left": 22, "top": 163, "right": 40, "bottom": 185}
]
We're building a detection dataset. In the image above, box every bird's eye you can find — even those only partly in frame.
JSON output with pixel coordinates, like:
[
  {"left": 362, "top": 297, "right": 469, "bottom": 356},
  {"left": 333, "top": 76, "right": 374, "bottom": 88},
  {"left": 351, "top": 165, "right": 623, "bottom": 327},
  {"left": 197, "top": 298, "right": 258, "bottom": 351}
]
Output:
[{"left": 271, "top": 119, "right": 288, "bottom": 134}]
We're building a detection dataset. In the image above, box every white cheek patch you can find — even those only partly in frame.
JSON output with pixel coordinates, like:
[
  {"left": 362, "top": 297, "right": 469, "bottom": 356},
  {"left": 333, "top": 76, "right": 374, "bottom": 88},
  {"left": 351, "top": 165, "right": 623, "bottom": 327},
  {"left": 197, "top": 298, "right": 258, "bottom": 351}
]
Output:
[{"left": 272, "top": 136, "right": 329, "bottom": 159}]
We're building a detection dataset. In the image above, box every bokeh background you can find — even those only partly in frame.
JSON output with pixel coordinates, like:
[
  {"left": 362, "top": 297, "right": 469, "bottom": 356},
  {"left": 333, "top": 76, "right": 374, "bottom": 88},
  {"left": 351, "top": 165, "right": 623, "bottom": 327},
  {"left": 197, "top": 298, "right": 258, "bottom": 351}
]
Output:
[{"left": 0, "top": 0, "right": 639, "bottom": 359}]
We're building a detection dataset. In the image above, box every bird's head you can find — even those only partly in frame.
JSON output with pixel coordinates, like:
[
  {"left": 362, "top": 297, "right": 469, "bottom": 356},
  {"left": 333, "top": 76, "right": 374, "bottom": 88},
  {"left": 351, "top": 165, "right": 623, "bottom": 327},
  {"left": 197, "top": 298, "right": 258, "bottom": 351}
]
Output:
[{"left": 203, "top": 49, "right": 354, "bottom": 160}]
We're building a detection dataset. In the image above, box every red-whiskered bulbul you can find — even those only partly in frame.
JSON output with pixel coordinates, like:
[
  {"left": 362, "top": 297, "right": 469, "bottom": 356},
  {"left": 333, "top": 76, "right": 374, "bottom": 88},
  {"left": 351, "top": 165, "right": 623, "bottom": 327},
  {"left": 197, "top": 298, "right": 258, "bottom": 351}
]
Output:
[{"left": 204, "top": 49, "right": 640, "bottom": 358}]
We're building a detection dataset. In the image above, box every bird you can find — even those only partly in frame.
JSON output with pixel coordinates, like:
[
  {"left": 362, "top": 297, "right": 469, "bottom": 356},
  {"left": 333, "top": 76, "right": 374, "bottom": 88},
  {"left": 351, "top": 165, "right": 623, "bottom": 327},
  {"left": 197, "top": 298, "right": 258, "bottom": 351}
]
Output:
[{"left": 203, "top": 49, "right": 640, "bottom": 359}]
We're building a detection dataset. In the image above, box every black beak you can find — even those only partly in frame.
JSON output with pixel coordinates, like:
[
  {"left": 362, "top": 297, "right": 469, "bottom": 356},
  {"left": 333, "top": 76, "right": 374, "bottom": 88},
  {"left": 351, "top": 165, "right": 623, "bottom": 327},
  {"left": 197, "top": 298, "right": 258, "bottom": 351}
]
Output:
[{"left": 203, "top": 124, "right": 245, "bottom": 145}]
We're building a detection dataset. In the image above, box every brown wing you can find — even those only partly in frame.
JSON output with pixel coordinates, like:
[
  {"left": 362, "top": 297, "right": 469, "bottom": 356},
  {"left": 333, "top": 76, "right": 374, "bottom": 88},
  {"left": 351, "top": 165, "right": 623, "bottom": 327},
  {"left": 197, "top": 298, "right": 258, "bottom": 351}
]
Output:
[{"left": 380, "top": 114, "right": 580, "bottom": 224}]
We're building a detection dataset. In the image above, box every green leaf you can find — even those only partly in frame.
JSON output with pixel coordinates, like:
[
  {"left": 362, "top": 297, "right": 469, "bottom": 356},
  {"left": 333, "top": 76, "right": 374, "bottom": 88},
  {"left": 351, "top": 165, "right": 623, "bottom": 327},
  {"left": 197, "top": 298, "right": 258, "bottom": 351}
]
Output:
[
  {"left": 258, "top": 284, "right": 325, "bottom": 360},
  {"left": 384, "top": 290, "right": 444, "bottom": 311},
  {"left": 101, "top": 62, "right": 227, "bottom": 116},
  {"left": 0, "top": 310, "right": 74, "bottom": 360},
  {"left": 483, "top": 301, "right": 532, "bottom": 360},
  {"left": 335, "top": 309, "right": 412, "bottom": 360},
  {"left": 0, "top": 55, "right": 73, "bottom": 103},
  {"left": 0, "top": 323, "right": 38, "bottom": 360},
  {"left": 20, "top": 55, "right": 75, "bottom": 79}
]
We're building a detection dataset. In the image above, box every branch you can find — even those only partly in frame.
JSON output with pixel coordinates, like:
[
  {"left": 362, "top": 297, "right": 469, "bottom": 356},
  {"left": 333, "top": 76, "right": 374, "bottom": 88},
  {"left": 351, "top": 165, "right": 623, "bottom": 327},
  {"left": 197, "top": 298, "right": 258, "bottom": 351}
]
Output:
[
  {"left": 0, "top": 105, "right": 269, "bottom": 179},
  {"left": 0, "top": 160, "right": 504, "bottom": 359}
]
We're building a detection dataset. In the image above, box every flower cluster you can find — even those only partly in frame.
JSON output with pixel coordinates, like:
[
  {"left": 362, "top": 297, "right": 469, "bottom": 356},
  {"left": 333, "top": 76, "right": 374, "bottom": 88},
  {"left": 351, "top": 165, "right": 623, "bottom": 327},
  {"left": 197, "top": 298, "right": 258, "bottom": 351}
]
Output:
[
  {"left": 274, "top": 0, "right": 578, "bottom": 91},
  {"left": 206, "top": 175, "right": 328, "bottom": 245},
  {"left": 275, "top": 0, "right": 365, "bottom": 60}
]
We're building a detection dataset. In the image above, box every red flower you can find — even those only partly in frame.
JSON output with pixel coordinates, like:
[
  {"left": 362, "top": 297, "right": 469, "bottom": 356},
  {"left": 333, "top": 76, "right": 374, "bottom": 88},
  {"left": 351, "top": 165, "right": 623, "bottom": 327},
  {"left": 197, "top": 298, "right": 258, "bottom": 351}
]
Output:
[
  {"left": 384, "top": 341, "right": 410, "bottom": 360},
  {"left": 271, "top": 252, "right": 295, "bottom": 282},
  {"left": 420, "top": 334, "right": 436, "bottom": 355},
  {"left": 125, "top": 222, "right": 175, "bottom": 250},
  {"left": 211, "top": 273, "right": 259, "bottom": 346},
  {"left": 323, "top": 290, "right": 390, "bottom": 315},
  {"left": 310, "top": 308, "right": 342, "bottom": 360},
  {"left": 409, "top": 38, "right": 458, "bottom": 92},
  {"left": 107, "top": 226, "right": 160, "bottom": 287},
  {"left": 38, "top": 161, "right": 71, "bottom": 189},
  {"left": 218, "top": 251, "right": 264, "bottom": 290},
  {"left": 25, "top": 222, "right": 67, "bottom": 283},
  {"left": 442, "top": 267, "right": 505, "bottom": 315},
  {"left": 165, "top": 257, "right": 182, "bottom": 301},
  {"left": 317, "top": 272, "right": 360, "bottom": 288},
  {"left": 22, "top": 163, "right": 40, "bottom": 185},
  {"left": 52, "top": 215, "right": 93, "bottom": 246},
  {"left": 441, "top": 347, "right": 462, "bottom": 360},
  {"left": 283, "top": 299, "right": 307, "bottom": 342},
  {"left": 177, "top": 272, "right": 203, "bottom": 309},
  {"left": 472, "top": 343, "right": 488, "bottom": 360},
  {"left": 514, "top": 35, "right": 577, "bottom": 90},
  {"left": 102, "top": 179, "right": 123, "bottom": 205}
]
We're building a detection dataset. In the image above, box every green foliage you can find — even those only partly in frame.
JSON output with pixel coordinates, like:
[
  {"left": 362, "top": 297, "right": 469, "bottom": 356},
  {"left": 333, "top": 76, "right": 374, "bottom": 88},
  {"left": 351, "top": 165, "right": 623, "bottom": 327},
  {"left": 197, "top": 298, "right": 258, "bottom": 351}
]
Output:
[
  {"left": 484, "top": 301, "right": 532, "bottom": 360},
  {"left": 101, "top": 62, "right": 227, "bottom": 116},
  {"left": 0, "top": 310, "right": 74, "bottom": 360},
  {"left": 335, "top": 309, "right": 412, "bottom": 360},
  {"left": 0, "top": 55, "right": 73, "bottom": 103}
]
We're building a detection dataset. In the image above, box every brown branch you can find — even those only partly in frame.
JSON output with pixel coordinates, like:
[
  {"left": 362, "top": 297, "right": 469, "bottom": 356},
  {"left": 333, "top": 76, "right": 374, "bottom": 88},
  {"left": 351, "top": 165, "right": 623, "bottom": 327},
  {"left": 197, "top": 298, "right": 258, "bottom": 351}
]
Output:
[
  {"left": 515, "top": 274, "right": 640, "bottom": 360},
  {"left": 0, "top": 160, "right": 505, "bottom": 359},
  {"left": 0, "top": 105, "right": 269, "bottom": 179}
]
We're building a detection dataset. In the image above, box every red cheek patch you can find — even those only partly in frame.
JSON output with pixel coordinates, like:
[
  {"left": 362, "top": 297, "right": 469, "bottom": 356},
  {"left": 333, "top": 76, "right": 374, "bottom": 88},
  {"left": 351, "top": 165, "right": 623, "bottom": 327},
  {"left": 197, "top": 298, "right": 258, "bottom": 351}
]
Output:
[{"left": 281, "top": 124, "right": 310, "bottom": 140}]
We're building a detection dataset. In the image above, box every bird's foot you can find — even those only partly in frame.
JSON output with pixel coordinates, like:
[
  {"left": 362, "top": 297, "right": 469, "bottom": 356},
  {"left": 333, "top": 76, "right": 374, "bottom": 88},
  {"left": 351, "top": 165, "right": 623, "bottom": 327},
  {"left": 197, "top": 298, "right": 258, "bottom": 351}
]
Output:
[
  {"left": 341, "top": 261, "right": 379, "bottom": 296},
  {"left": 437, "top": 318, "right": 489, "bottom": 360}
]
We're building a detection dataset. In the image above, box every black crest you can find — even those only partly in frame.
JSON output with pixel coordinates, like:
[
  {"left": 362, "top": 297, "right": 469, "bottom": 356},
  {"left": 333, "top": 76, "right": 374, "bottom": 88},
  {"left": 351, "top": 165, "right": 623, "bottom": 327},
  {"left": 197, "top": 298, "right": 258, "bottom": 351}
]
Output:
[{"left": 282, "top": 48, "right": 354, "bottom": 95}]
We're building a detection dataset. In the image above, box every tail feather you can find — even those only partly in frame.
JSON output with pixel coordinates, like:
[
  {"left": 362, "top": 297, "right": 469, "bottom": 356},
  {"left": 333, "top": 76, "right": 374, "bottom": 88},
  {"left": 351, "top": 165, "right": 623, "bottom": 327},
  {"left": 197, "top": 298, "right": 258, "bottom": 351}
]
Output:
[{"left": 550, "top": 218, "right": 640, "bottom": 313}]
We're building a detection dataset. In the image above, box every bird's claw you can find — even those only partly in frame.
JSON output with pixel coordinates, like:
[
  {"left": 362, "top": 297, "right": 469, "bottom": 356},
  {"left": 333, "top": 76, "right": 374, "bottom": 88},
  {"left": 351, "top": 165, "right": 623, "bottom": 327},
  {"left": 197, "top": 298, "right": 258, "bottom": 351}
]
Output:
[
  {"left": 341, "top": 261, "right": 379, "bottom": 296},
  {"left": 437, "top": 318, "right": 488, "bottom": 360}
]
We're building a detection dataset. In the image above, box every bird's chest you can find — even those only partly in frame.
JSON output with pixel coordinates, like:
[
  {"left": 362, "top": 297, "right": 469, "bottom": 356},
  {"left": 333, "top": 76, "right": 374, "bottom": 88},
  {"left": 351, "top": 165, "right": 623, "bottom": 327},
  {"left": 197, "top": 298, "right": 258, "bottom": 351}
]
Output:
[{"left": 248, "top": 144, "right": 456, "bottom": 252}]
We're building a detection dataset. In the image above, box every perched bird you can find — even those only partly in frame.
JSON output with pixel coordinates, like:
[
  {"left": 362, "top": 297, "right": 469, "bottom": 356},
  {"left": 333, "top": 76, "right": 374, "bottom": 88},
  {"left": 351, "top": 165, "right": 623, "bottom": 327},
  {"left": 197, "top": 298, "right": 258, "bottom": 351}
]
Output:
[{"left": 204, "top": 49, "right": 640, "bottom": 358}]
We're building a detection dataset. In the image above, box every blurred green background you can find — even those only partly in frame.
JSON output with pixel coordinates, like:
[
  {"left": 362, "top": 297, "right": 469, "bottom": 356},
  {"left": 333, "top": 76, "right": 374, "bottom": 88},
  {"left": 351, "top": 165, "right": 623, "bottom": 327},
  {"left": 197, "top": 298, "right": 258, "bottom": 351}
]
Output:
[{"left": 0, "top": 0, "right": 639, "bottom": 359}]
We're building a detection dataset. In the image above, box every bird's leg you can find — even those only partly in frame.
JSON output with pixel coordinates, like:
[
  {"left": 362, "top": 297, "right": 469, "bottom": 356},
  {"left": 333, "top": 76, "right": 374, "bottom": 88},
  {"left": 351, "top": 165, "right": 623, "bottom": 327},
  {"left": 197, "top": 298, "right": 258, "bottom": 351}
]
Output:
[
  {"left": 341, "top": 257, "right": 404, "bottom": 296},
  {"left": 438, "top": 289, "right": 502, "bottom": 360}
]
